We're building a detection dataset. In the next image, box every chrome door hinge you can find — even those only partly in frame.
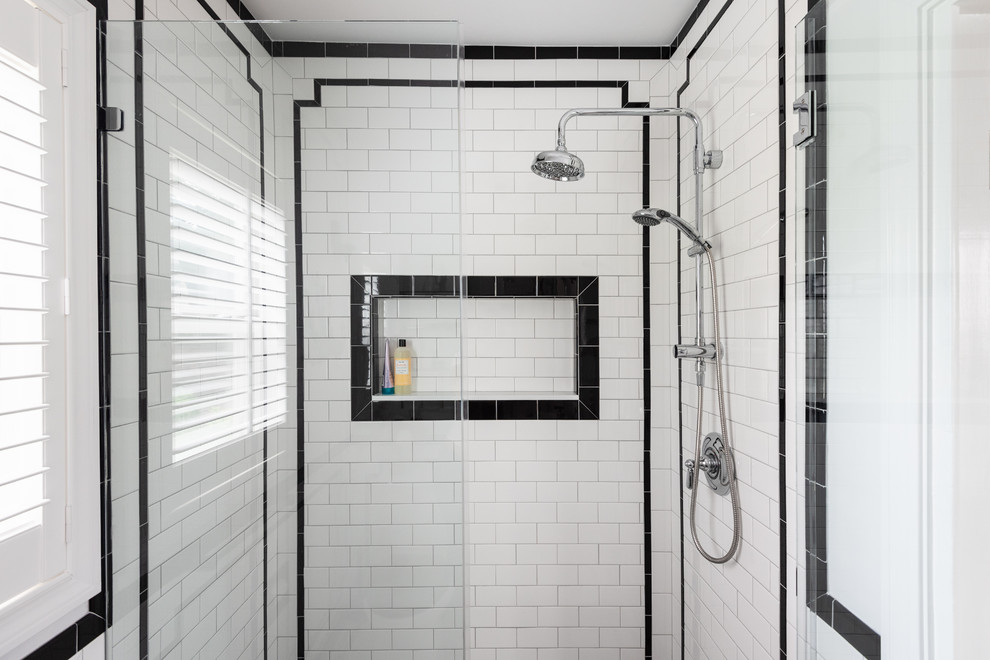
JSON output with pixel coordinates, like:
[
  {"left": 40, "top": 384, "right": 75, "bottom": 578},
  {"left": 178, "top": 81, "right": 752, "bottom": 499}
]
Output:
[{"left": 793, "top": 90, "right": 816, "bottom": 148}]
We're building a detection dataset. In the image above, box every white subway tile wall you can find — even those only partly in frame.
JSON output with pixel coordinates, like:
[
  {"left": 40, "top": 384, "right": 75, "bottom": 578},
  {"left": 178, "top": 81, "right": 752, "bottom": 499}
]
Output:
[
  {"left": 650, "top": 0, "right": 783, "bottom": 659},
  {"left": 375, "top": 297, "right": 577, "bottom": 395},
  {"left": 461, "top": 72, "right": 649, "bottom": 660},
  {"left": 97, "top": 4, "right": 799, "bottom": 660},
  {"left": 296, "top": 61, "right": 466, "bottom": 659},
  {"left": 105, "top": 3, "right": 298, "bottom": 659},
  {"left": 784, "top": 0, "right": 810, "bottom": 655},
  {"left": 295, "top": 57, "right": 654, "bottom": 660}
]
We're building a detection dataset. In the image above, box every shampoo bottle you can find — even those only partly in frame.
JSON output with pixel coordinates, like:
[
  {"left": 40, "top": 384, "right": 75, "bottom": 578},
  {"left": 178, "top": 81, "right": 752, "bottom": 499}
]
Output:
[
  {"left": 382, "top": 338, "right": 395, "bottom": 395},
  {"left": 394, "top": 339, "right": 412, "bottom": 395}
]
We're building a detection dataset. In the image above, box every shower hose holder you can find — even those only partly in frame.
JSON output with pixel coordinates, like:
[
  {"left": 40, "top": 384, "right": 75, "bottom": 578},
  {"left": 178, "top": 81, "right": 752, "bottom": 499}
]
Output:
[{"left": 673, "top": 343, "right": 716, "bottom": 360}]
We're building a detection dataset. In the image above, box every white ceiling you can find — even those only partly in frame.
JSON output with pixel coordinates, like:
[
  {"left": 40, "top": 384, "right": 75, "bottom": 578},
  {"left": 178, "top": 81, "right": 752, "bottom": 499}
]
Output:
[{"left": 240, "top": 0, "right": 700, "bottom": 46}]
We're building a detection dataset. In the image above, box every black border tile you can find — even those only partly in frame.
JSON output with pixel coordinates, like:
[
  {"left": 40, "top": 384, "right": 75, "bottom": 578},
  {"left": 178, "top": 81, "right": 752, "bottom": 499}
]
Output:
[
  {"left": 468, "top": 400, "right": 497, "bottom": 420},
  {"left": 538, "top": 399, "right": 579, "bottom": 420},
  {"left": 371, "top": 400, "right": 414, "bottom": 421},
  {"left": 466, "top": 276, "right": 495, "bottom": 297},
  {"left": 538, "top": 275, "right": 578, "bottom": 297},
  {"left": 577, "top": 46, "right": 619, "bottom": 59},
  {"left": 368, "top": 43, "right": 410, "bottom": 58},
  {"left": 496, "top": 275, "right": 537, "bottom": 297},
  {"left": 494, "top": 45, "right": 535, "bottom": 59},
  {"left": 348, "top": 275, "right": 598, "bottom": 422},
  {"left": 536, "top": 46, "right": 577, "bottom": 59},
  {"left": 497, "top": 399, "right": 537, "bottom": 420},
  {"left": 414, "top": 400, "right": 459, "bottom": 421}
]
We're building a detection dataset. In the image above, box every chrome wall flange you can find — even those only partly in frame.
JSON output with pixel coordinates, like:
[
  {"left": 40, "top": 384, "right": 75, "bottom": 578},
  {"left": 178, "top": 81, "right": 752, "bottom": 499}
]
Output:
[
  {"left": 701, "top": 432, "right": 731, "bottom": 496},
  {"left": 704, "top": 149, "right": 723, "bottom": 169}
]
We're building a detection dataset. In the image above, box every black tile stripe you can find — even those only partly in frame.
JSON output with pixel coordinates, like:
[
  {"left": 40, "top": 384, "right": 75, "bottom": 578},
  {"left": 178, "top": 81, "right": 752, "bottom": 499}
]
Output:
[
  {"left": 641, "top": 113, "right": 653, "bottom": 660},
  {"left": 347, "top": 275, "right": 599, "bottom": 422},
  {"left": 292, "top": 95, "right": 312, "bottom": 660},
  {"left": 94, "top": 0, "right": 113, "bottom": 635},
  {"left": 222, "top": 0, "right": 705, "bottom": 60},
  {"left": 777, "top": 0, "right": 788, "bottom": 657},
  {"left": 801, "top": 2, "right": 880, "bottom": 658},
  {"left": 130, "top": 1, "right": 273, "bottom": 656},
  {"left": 276, "top": 42, "right": 665, "bottom": 61},
  {"left": 674, "top": 3, "right": 787, "bottom": 660},
  {"left": 671, "top": 0, "right": 713, "bottom": 54},
  {"left": 135, "top": 2, "right": 149, "bottom": 657}
]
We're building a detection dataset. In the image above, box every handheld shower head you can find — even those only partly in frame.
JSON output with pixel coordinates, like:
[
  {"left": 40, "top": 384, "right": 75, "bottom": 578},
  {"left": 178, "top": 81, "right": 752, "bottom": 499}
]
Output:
[
  {"left": 531, "top": 149, "right": 585, "bottom": 181},
  {"left": 632, "top": 208, "right": 710, "bottom": 250}
]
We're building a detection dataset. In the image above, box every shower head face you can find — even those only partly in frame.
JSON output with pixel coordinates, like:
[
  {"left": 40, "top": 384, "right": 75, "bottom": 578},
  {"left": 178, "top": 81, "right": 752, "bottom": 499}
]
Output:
[
  {"left": 531, "top": 149, "right": 585, "bottom": 182},
  {"left": 633, "top": 208, "right": 708, "bottom": 248},
  {"left": 632, "top": 208, "right": 664, "bottom": 227}
]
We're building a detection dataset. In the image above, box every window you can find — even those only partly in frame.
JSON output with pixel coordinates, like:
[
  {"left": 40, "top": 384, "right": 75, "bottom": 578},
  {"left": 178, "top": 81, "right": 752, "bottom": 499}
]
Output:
[
  {"left": 169, "top": 156, "right": 287, "bottom": 463},
  {"left": 0, "top": 0, "right": 99, "bottom": 656}
]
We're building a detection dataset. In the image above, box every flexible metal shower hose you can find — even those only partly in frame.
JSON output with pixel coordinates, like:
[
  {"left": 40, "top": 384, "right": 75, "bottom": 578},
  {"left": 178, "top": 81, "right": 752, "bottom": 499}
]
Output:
[{"left": 687, "top": 244, "right": 742, "bottom": 563}]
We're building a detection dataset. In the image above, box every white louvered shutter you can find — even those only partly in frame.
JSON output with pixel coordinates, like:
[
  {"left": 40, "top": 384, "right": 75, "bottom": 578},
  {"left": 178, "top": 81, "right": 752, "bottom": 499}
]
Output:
[
  {"left": 0, "top": 0, "right": 69, "bottom": 607},
  {"left": 170, "top": 156, "right": 286, "bottom": 462}
]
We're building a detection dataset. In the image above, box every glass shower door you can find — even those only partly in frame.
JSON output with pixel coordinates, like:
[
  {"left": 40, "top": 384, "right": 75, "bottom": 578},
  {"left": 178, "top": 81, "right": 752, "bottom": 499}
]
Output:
[
  {"left": 793, "top": 1, "right": 987, "bottom": 658},
  {"left": 104, "top": 18, "right": 465, "bottom": 659}
]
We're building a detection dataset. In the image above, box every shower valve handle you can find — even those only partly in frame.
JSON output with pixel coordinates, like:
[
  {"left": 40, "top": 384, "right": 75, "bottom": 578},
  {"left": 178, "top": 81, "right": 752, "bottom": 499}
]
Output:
[{"left": 685, "top": 455, "right": 720, "bottom": 490}]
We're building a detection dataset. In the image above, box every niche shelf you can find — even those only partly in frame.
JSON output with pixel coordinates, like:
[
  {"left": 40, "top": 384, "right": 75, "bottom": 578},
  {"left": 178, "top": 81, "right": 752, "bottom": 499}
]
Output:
[{"left": 350, "top": 275, "right": 599, "bottom": 422}]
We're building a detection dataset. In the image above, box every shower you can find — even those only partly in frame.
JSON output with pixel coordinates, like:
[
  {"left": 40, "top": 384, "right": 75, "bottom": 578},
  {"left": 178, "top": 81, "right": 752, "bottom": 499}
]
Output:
[
  {"left": 531, "top": 148, "right": 585, "bottom": 181},
  {"left": 532, "top": 108, "right": 741, "bottom": 564},
  {"left": 632, "top": 207, "right": 741, "bottom": 564}
]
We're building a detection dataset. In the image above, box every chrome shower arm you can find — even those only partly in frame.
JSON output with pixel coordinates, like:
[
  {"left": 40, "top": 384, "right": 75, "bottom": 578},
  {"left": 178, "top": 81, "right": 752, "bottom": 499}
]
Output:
[
  {"left": 551, "top": 106, "right": 719, "bottom": 363},
  {"left": 555, "top": 107, "right": 707, "bottom": 175}
]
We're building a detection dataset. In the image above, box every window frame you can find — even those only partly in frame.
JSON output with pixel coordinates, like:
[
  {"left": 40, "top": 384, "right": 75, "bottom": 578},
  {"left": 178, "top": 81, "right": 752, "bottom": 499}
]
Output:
[{"left": 0, "top": 0, "right": 100, "bottom": 656}]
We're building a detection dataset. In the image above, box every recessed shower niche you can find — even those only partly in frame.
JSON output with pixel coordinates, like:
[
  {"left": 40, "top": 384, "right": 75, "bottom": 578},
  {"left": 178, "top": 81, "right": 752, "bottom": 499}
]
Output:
[{"left": 350, "top": 275, "right": 600, "bottom": 421}]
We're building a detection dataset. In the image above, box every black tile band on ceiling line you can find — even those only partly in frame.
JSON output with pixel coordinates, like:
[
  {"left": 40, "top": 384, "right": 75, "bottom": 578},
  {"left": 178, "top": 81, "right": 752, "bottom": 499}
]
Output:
[
  {"left": 802, "top": 1, "right": 881, "bottom": 658},
  {"left": 348, "top": 275, "right": 600, "bottom": 422},
  {"left": 222, "top": 0, "right": 710, "bottom": 60}
]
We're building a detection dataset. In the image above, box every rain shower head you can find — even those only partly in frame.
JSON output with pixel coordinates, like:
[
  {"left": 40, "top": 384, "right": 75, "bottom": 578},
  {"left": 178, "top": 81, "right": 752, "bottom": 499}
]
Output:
[
  {"left": 531, "top": 149, "right": 585, "bottom": 182},
  {"left": 632, "top": 208, "right": 710, "bottom": 251}
]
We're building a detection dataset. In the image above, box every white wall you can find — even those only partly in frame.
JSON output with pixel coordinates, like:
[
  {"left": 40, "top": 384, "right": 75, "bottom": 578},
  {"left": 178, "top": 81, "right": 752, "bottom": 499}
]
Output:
[
  {"left": 70, "top": 635, "right": 106, "bottom": 660},
  {"left": 947, "top": 8, "right": 990, "bottom": 657},
  {"left": 650, "top": 0, "right": 783, "bottom": 658},
  {"left": 462, "top": 62, "right": 653, "bottom": 660},
  {"left": 292, "top": 52, "right": 660, "bottom": 659},
  {"left": 104, "top": 2, "right": 297, "bottom": 658}
]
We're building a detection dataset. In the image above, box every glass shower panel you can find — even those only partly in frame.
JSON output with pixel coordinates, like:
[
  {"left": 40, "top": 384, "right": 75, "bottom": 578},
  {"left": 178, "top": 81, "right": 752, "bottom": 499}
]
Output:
[
  {"left": 792, "top": 1, "right": 983, "bottom": 658},
  {"left": 104, "top": 18, "right": 463, "bottom": 660},
  {"left": 292, "top": 20, "right": 464, "bottom": 660},
  {"left": 105, "top": 18, "right": 286, "bottom": 660}
]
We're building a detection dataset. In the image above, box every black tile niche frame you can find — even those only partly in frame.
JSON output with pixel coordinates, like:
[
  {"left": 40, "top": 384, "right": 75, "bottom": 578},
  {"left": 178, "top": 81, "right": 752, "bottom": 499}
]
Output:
[
  {"left": 802, "top": 1, "right": 881, "bottom": 658},
  {"left": 349, "top": 275, "right": 599, "bottom": 422}
]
